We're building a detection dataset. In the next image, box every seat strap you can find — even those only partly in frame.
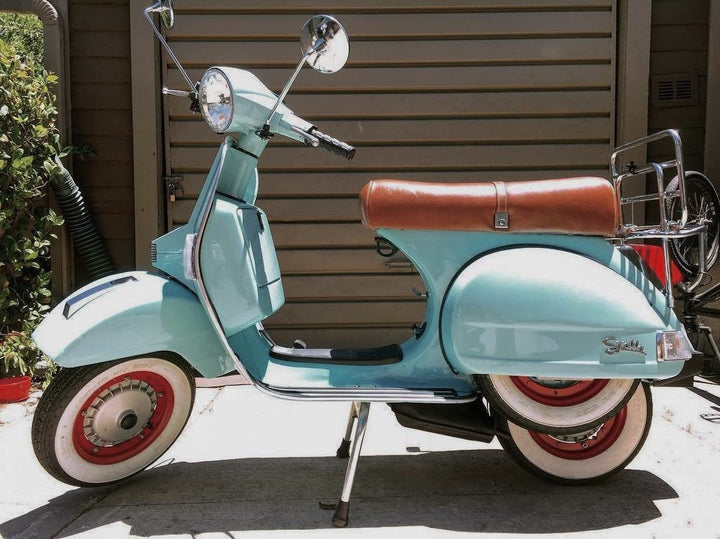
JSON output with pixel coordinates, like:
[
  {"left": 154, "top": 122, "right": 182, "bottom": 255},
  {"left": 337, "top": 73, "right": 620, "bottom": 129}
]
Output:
[{"left": 492, "top": 181, "right": 509, "bottom": 229}]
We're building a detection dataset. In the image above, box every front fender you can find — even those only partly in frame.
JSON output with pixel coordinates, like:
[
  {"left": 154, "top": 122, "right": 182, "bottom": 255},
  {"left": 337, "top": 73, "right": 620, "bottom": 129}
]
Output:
[
  {"left": 441, "top": 247, "right": 686, "bottom": 379},
  {"left": 32, "top": 271, "right": 234, "bottom": 378}
]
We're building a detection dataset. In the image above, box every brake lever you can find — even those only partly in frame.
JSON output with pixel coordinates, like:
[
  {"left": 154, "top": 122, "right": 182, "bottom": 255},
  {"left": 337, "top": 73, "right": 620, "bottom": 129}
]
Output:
[
  {"left": 163, "top": 85, "right": 200, "bottom": 113},
  {"left": 162, "top": 87, "right": 191, "bottom": 98}
]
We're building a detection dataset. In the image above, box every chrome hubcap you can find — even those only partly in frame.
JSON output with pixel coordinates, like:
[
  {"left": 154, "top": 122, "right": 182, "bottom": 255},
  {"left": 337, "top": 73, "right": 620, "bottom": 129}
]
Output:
[
  {"left": 529, "top": 377, "right": 582, "bottom": 390},
  {"left": 82, "top": 378, "right": 157, "bottom": 446},
  {"left": 548, "top": 424, "right": 603, "bottom": 445}
]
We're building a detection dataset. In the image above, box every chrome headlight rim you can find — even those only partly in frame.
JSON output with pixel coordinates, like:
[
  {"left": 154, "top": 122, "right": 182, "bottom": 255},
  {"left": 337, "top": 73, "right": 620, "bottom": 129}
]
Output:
[{"left": 199, "top": 68, "right": 233, "bottom": 133}]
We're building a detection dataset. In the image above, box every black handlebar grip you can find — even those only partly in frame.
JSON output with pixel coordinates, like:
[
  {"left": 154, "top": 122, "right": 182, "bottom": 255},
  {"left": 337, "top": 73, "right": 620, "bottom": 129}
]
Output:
[{"left": 311, "top": 129, "right": 356, "bottom": 160}]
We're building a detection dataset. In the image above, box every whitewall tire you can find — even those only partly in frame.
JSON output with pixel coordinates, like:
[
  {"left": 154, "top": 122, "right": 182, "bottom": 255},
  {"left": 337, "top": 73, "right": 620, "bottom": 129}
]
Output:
[
  {"left": 497, "top": 382, "right": 652, "bottom": 484},
  {"left": 32, "top": 356, "right": 195, "bottom": 486},
  {"left": 478, "top": 374, "right": 639, "bottom": 435}
]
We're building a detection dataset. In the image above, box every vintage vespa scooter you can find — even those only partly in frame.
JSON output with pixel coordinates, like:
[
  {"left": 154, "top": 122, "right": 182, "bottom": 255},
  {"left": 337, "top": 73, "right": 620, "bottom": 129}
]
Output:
[{"left": 31, "top": 1, "right": 701, "bottom": 527}]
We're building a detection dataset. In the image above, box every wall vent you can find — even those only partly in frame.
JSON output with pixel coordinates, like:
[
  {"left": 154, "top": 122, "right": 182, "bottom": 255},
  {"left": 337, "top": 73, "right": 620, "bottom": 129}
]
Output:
[{"left": 652, "top": 74, "right": 698, "bottom": 107}]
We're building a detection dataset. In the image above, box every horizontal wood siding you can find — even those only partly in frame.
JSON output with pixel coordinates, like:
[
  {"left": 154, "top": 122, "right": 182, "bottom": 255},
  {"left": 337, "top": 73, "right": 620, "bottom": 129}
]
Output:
[
  {"left": 163, "top": 1, "right": 615, "bottom": 347},
  {"left": 647, "top": 0, "right": 709, "bottom": 170},
  {"left": 69, "top": 0, "right": 134, "bottom": 277}
]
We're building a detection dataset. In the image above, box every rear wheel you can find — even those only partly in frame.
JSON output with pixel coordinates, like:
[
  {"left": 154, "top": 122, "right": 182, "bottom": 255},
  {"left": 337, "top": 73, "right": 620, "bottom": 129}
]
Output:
[
  {"left": 477, "top": 374, "right": 638, "bottom": 435},
  {"left": 497, "top": 383, "right": 652, "bottom": 484},
  {"left": 32, "top": 355, "right": 195, "bottom": 487}
]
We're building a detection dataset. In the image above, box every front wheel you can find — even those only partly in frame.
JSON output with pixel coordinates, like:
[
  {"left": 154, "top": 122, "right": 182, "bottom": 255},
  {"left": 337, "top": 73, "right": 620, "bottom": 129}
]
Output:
[
  {"left": 32, "top": 355, "right": 195, "bottom": 487},
  {"left": 497, "top": 382, "right": 652, "bottom": 484}
]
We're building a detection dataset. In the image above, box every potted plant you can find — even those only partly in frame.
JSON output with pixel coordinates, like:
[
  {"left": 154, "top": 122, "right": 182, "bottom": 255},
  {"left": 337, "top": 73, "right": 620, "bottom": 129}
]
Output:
[{"left": 0, "top": 331, "right": 34, "bottom": 402}]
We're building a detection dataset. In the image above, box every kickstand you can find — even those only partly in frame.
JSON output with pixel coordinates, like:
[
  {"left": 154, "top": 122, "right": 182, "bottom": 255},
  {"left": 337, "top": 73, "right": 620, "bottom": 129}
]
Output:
[
  {"left": 332, "top": 401, "right": 370, "bottom": 528},
  {"left": 336, "top": 401, "right": 360, "bottom": 458}
]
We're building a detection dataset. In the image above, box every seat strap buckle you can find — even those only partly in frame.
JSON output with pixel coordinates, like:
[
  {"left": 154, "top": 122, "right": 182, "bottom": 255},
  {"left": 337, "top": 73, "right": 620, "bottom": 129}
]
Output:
[{"left": 492, "top": 181, "right": 509, "bottom": 229}]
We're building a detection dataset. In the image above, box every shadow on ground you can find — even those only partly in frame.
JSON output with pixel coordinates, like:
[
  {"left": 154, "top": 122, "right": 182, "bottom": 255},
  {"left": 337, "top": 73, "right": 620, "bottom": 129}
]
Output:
[
  {"left": 1, "top": 449, "right": 676, "bottom": 537},
  {"left": 691, "top": 384, "right": 720, "bottom": 407}
]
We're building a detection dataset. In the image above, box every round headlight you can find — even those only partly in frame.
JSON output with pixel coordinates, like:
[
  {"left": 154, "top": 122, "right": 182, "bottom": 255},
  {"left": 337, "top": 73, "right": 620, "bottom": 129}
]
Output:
[{"left": 199, "top": 68, "right": 233, "bottom": 132}]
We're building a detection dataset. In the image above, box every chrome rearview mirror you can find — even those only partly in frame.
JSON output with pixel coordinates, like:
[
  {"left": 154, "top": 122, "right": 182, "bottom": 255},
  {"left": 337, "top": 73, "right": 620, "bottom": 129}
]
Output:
[
  {"left": 146, "top": 0, "right": 174, "bottom": 30},
  {"left": 159, "top": 0, "right": 174, "bottom": 30},
  {"left": 300, "top": 15, "right": 349, "bottom": 74},
  {"left": 261, "top": 15, "right": 349, "bottom": 137}
]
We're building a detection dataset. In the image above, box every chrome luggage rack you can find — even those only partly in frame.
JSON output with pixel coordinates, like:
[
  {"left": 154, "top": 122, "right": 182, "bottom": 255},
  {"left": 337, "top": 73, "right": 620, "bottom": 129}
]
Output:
[{"left": 610, "top": 129, "right": 707, "bottom": 306}]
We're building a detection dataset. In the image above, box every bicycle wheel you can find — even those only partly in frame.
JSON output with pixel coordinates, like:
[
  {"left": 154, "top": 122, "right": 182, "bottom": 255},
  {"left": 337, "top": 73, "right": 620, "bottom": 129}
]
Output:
[{"left": 666, "top": 172, "right": 720, "bottom": 278}]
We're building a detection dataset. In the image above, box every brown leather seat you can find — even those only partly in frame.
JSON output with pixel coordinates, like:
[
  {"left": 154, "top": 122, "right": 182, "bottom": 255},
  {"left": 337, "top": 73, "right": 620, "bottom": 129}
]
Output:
[{"left": 359, "top": 176, "right": 619, "bottom": 237}]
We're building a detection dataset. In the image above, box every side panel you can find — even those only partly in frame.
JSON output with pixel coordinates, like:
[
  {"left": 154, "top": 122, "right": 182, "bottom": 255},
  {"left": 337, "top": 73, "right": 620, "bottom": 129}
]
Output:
[
  {"left": 440, "top": 247, "right": 684, "bottom": 379},
  {"left": 201, "top": 197, "right": 285, "bottom": 336},
  {"left": 32, "top": 272, "right": 234, "bottom": 378},
  {"left": 153, "top": 139, "right": 262, "bottom": 291}
]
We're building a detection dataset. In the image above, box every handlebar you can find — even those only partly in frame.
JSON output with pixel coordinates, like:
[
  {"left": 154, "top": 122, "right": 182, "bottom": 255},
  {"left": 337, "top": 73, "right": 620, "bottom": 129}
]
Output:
[{"left": 308, "top": 127, "right": 356, "bottom": 160}]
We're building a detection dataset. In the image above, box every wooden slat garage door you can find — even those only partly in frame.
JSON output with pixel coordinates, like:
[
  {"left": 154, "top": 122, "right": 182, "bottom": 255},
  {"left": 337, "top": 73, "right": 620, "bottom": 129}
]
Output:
[{"left": 162, "top": 0, "right": 616, "bottom": 348}]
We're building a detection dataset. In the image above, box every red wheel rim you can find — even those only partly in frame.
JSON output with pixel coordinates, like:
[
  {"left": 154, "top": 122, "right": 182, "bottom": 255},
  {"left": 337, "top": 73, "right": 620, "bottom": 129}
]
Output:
[
  {"left": 72, "top": 371, "right": 175, "bottom": 465},
  {"left": 528, "top": 407, "right": 627, "bottom": 460},
  {"left": 510, "top": 377, "right": 610, "bottom": 407}
]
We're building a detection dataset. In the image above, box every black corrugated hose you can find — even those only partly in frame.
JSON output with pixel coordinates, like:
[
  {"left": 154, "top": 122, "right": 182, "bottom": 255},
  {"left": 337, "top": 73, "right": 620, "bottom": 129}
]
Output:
[{"left": 51, "top": 157, "right": 115, "bottom": 280}]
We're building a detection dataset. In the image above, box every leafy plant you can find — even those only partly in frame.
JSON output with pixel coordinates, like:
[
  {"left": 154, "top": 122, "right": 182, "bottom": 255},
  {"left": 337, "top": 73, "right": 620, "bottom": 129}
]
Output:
[
  {"left": 1, "top": 331, "right": 34, "bottom": 376},
  {"left": 0, "top": 12, "right": 43, "bottom": 63},
  {"left": 0, "top": 18, "right": 63, "bottom": 378}
]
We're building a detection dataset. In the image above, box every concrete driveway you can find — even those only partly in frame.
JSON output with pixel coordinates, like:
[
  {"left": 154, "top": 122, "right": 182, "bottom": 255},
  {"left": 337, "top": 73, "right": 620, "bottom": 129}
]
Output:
[{"left": 1, "top": 379, "right": 719, "bottom": 539}]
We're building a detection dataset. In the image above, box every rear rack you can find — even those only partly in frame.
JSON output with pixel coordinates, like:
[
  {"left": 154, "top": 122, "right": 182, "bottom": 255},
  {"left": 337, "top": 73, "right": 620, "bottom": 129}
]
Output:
[{"left": 610, "top": 129, "right": 707, "bottom": 306}]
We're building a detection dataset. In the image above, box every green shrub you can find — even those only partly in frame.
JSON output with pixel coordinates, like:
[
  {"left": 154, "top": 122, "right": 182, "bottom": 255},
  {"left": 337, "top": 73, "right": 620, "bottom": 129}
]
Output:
[
  {"left": 0, "top": 25, "right": 63, "bottom": 378},
  {"left": 0, "top": 12, "right": 43, "bottom": 62}
]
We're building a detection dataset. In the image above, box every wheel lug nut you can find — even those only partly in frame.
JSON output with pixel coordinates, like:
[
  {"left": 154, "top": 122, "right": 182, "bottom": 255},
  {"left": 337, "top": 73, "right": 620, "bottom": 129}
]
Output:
[{"left": 92, "top": 447, "right": 99, "bottom": 453}]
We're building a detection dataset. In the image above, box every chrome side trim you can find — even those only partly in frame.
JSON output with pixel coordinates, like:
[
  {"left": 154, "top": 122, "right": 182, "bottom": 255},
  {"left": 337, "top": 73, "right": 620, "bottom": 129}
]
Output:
[
  {"left": 190, "top": 141, "right": 475, "bottom": 404},
  {"left": 62, "top": 275, "right": 138, "bottom": 319},
  {"left": 258, "top": 386, "right": 476, "bottom": 403}
]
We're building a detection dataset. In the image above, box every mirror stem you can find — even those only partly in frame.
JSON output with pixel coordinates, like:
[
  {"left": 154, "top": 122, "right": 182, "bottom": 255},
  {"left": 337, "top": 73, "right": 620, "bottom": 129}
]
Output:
[
  {"left": 143, "top": 7, "right": 196, "bottom": 94},
  {"left": 262, "top": 41, "right": 326, "bottom": 137},
  {"left": 262, "top": 54, "right": 309, "bottom": 136}
]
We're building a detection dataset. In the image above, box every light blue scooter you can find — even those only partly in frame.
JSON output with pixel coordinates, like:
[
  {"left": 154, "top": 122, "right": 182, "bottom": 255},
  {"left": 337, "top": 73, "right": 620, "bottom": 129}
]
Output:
[{"left": 31, "top": 1, "right": 701, "bottom": 527}]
